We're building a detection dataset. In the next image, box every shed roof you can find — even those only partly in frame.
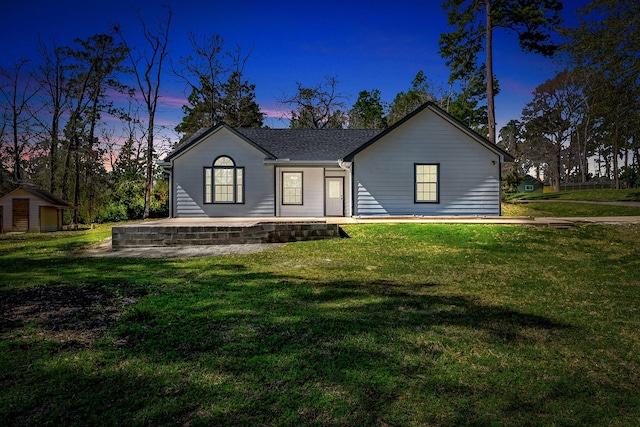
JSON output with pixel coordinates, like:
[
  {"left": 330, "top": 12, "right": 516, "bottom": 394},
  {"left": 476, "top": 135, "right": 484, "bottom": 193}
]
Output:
[{"left": 0, "top": 187, "right": 75, "bottom": 209}]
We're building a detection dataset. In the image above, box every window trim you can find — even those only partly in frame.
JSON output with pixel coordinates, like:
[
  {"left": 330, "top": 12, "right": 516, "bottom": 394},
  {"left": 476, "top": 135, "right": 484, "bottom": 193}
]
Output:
[
  {"left": 282, "top": 171, "right": 304, "bottom": 205},
  {"left": 414, "top": 163, "right": 440, "bottom": 204},
  {"left": 203, "top": 155, "right": 245, "bottom": 204}
]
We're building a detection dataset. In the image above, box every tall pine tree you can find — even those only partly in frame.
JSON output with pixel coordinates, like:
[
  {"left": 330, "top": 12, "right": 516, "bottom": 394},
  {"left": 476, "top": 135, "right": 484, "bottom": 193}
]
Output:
[{"left": 439, "top": 0, "right": 563, "bottom": 143}]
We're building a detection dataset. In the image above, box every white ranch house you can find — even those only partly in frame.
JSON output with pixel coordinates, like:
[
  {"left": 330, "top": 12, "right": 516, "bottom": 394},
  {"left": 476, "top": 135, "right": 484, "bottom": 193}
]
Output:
[{"left": 158, "top": 102, "right": 514, "bottom": 219}]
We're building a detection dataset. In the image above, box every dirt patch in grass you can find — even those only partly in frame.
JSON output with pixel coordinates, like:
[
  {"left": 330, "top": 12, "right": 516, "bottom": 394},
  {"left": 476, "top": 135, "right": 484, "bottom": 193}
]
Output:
[
  {"left": 78, "top": 237, "right": 283, "bottom": 258},
  {"left": 0, "top": 285, "right": 143, "bottom": 347}
]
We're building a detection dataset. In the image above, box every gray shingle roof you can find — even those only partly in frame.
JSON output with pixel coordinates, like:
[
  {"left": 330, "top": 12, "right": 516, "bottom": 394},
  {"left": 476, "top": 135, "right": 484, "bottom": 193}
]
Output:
[
  {"left": 24, "top": 188, "right": 75, "bottom": 208},
  {"left": 163, "top": 103, "right": 514, "bottom": 164},
  {"left": 235, "top": 128, "right": 382, "bottom": 161}
]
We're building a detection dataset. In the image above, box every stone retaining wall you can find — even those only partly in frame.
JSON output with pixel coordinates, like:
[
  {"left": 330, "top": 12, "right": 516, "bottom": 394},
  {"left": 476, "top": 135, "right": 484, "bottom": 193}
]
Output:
[{"left": 112, "top": 222, "right": 341, "bottom": 248}]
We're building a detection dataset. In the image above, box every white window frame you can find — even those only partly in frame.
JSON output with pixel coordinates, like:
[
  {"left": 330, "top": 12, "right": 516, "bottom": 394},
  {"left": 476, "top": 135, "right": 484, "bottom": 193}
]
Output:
[
  {"left": 415, "top": 163, "right": 440, "bottom": 203},
  {"left": 282, "top": 171, "right": 303, "bottom": 205}
]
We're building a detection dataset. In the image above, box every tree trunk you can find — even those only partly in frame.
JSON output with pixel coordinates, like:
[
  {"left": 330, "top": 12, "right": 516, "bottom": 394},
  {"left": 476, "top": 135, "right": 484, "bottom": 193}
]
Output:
[
  {"left": 613, "top": 119, "right": 620, "bottom": 189},
  {"left": 581, "top": 117, "right": 590, "bottom": 182},
  {"left": 12, "top": 106, "right": 21, "bottom": 186},
  {"left": 49, "top": 121, "right": 58, "bottom": 193},
  {"left": 73, "top": 133, "right": 80, "bottom": 227},
  {"left": 143, "top": 117, "right": 154, "bottom": 219},
  {"left": 485, "top": 0, "right": 496, "bottom": 144},
  {"left": 555, "top": 133, "right": 562, "bottom": 192}
]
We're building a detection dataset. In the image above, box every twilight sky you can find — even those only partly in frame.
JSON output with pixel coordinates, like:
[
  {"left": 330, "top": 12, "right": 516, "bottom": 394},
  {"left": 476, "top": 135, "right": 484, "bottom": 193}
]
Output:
[{"left": 1, "top": 0, "right": 589, "bottom": 139}]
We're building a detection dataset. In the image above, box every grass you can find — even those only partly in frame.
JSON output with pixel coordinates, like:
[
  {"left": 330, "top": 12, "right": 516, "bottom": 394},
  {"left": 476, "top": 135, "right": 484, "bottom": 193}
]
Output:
[
  {"left": 502, "top": 202, "right": 640, "bottom": 217},
  {"left": 502, "top": 188, "right": 640, "bottom": 217},
  {"left": 507, "top": 188, "right": 640, "bottom": 202},
  {"left": 1, "top": 221, "right": 639, "bottom": 426}
]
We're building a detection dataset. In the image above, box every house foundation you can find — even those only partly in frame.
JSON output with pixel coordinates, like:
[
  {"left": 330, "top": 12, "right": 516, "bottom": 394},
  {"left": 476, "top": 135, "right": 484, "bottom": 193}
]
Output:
[{"left": 111, "top": 221, "right": 341, "bottom": 248}]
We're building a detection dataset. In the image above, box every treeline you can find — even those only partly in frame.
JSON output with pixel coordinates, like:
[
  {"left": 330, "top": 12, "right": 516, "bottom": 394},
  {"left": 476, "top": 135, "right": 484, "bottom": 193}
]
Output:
[
  {"left": 497, "top": 0, "right": 640, "bottom": 190},
  {"left": 1, "top": 1, "right": 638, "bottom": 225}
]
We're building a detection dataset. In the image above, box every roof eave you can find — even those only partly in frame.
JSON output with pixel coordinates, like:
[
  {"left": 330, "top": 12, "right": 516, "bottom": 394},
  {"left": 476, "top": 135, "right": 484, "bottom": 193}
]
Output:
[
  {"left": 343, "top": 102, "right": 516, "bottom": 162},
  {"left": 165, "top": 123, "right": 277, "bottom": 162},
  {"left": 263, "top": 159, "right": 342, "bottom": 167}
]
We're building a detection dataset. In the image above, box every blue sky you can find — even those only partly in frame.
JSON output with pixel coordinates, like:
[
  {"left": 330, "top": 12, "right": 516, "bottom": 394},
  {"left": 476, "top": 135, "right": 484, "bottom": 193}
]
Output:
[{"left": 2, "top": 0, "right": 589, "bottom": 138}]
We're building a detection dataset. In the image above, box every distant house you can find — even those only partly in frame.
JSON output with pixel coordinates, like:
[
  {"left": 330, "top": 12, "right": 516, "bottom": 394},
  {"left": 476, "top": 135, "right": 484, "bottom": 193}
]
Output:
[
  {"left": 517, "top": 175, "right": 544, "bottom": 193},
  {"left": 0, "top": 187, "right": 75, "bottom": 233},
  {"left": 158, "top": 102, "right": 514, "bottom": 218}
]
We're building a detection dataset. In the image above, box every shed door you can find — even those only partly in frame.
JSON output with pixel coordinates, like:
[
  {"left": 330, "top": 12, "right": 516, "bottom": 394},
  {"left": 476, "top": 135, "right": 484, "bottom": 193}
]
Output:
[
  {"left": 325, "top": 177, "right": 344, "bottom": 216},
  {"left": 13, "top": 198, "right": 29, "bottom": 231}
]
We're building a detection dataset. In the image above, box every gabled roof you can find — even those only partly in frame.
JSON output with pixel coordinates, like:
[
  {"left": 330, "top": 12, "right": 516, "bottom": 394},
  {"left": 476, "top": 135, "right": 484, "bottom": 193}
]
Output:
[
  {"left": 163, "top": 122, "right": 381, "bottom": 162},
  {"left": 164, "top": 123, "right": 277, "bottom": 162},
  {"left": 522, "top": 174, "right": 544, "bottom": 183},
  {"left": 0, "top": 187, "right": 75, "bottom": 209},
  {"left": 236, "top": 128, "right": 381, "bottom": 161},
  {"left": 162, "top": 102, "right": 514, "bottom": 164},
  {"left": 343, "top": 102, "right": 515, "bottom": 162}
]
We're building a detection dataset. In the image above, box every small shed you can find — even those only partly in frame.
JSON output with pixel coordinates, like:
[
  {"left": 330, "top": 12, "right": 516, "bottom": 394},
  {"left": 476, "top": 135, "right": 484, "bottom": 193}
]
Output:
[
  {"left": 0, "top": 187, "right": 75, "bottom": 233},
  {"left": 517, "top": 175, "right": 544, "bottom": 193}
]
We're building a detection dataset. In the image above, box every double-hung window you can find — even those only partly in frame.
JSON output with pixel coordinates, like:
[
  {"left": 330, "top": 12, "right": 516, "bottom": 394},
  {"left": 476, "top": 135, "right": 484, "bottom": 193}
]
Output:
[
  {"left": 282, "top": 172, "right": 303, "bottom": 205},
  {"left": 204, "top": 156, "right": 244, "bottom": 203},
  {"left": 415, "top": 164, "right": 439, "bottom": 203}
]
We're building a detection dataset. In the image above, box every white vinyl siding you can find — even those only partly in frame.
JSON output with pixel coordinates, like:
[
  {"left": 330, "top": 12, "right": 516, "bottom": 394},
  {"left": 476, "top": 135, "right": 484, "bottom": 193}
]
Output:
[
  {"left": 277, "top": 167, "right": 326, "bottom": 217},
  {"left": 172, "top": 127, "right": 274, "bottom": 217},
  {"left": 354, "top": 108, "right": 501, "bottom": 216}
]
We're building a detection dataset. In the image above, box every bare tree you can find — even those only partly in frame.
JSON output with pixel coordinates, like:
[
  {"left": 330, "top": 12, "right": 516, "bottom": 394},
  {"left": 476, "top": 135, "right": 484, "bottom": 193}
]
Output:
[
  {"left": 281, "top": 76, "right": 348, "bottom": 129},
  {"left": 0, "top": 109, "right": 8, "bottom": 192},
  {"left": 0, "top": 60, "right": 40, "bottom": 188},
  {"left": 35, "top": 40, "right": 69, "bottom": 194},
  {"left": 117, "top": 5, "right": 172, "bottom": 219},
  {"left": 109, "top": 100, "right": 146, "bottom": 178},
  {"left": 174, "top": 35, "right": 261, "bottom": 139},
  {"left": 174, "top": 32, "right": 226, "bottom": 137}
]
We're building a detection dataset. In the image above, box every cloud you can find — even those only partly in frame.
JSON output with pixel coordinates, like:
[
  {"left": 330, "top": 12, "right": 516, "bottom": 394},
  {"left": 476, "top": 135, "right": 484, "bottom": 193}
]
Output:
[
  {"left": 159, "top": 94, "right": 187, "bottom": 108},
  {"left": 261, "top": 105, "right": 291, "bottom": 120}
]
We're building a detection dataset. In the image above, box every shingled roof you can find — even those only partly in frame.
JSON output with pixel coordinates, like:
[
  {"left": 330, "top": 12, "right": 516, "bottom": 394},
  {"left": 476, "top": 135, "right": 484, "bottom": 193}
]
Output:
[
  {"left": 0, "top": 187, "right": 75, "bottom": 208},
  {"left": 162, "top": 102, "right": 514, "bottom": 164},
  {"left": 235, "top": 128, "right": 381, "bottom": 161}
]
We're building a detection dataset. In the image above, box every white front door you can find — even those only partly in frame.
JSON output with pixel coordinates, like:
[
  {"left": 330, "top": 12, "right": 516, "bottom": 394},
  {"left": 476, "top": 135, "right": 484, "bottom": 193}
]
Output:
[{"left": 325, "top": 177, "right": 344, "bottom": 216}]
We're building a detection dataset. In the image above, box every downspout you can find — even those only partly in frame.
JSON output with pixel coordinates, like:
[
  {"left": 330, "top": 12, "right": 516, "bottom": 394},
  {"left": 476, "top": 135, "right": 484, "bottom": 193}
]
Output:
[
  {"left": 168, "top": 166, "right": 173, "bottom": 218},
  {"left": 497, "top": 156, "right": 502, "bottom": 216},
  {"left": 157, "top": 159, "right": 173, "bottom": 218}
]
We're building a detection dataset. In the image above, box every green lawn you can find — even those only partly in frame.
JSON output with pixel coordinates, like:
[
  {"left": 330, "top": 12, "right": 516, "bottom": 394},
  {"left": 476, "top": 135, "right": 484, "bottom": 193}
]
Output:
[
  {"left": 502, "top": 201, "right": 640, "bottom": 217},
  {"left": 503, "top": 188, "right": 640, "bottom": 217},
  {"left": 508, "top": 188, "right": 640, "bottom": 202},
  {"left": 1, "top": 222, "right": 639, "bottom": 426}
]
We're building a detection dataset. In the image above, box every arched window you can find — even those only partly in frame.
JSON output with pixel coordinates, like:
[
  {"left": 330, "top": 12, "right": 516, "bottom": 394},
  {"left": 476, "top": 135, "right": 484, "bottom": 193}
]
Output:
[{"left": 204, "top": 156, "right": 244, "bottom": 203}]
